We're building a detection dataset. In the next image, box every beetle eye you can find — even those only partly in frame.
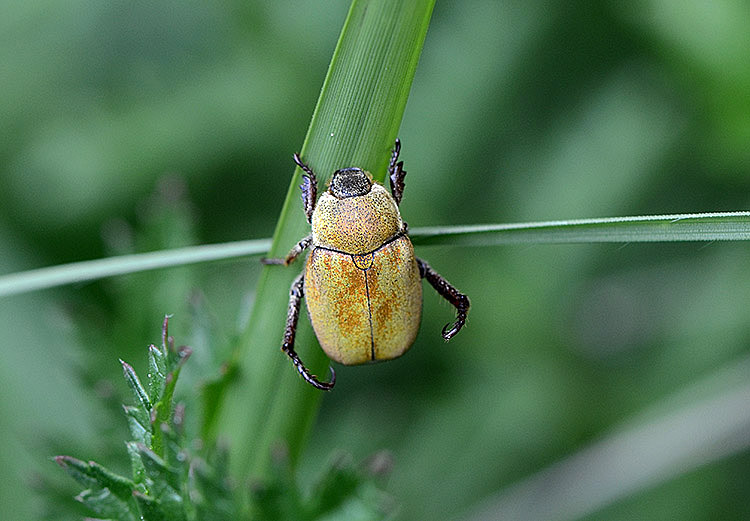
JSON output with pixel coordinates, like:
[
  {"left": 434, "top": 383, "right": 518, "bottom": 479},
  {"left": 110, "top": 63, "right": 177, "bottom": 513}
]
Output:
[{"left": 329, "top": 168, "right": 372, "bottom": 199}]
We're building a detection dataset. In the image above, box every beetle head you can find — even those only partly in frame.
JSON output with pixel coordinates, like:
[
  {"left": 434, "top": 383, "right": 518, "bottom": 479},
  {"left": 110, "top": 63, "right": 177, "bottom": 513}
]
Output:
[{"left": 329, "top": 168, "right": 373, "bottom": 199}]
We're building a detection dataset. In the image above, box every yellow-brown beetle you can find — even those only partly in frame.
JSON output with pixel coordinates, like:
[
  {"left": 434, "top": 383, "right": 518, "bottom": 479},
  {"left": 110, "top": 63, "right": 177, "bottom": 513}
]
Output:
[{"left": 263, "top": 140, "right": 469, "bottom": 390}]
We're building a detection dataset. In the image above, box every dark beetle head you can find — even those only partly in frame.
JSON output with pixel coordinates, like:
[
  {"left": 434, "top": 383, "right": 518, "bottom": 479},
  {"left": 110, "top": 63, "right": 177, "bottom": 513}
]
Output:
[{"left": 329, "top": 168, "right": 372, "bottom": 199}]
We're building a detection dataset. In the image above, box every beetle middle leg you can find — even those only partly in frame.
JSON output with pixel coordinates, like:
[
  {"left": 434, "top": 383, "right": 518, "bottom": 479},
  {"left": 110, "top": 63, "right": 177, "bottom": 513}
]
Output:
[
  {"left": 417, "top": 258, "right": 470, "bottom": 340},
  {"left": 261, "top": 234, "right": 312, "bottom": 266},
  {"left": 281, "top": 271, "right": 336, "bottom": 390},
  {"left": 388, "top": 138, "right": 407, "bottom": 206}
]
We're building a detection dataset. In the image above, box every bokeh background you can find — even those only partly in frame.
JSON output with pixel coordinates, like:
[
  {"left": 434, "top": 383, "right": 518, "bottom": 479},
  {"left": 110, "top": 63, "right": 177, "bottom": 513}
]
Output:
[{"left": 2, "top": 1, "right": 750, "bottom": 519}]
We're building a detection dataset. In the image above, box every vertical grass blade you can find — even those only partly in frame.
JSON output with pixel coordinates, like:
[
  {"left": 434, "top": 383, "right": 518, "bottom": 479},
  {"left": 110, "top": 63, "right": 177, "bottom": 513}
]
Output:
[{"left": 213, "top": 0, "right": 435, "bottom": 485}]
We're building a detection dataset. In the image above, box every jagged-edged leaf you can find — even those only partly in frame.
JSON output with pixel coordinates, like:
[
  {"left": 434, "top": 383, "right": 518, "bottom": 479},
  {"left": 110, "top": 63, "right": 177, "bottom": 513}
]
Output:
[
  {"left": 123, "top": 405, "right": 150, "bottom": 445},
  {"left": 75, "top": 488, "right": 136, "bottom": 521},
  {"left": 135, "top": 443, "right": 182, "bottom": 494},
  {"left": 120, "top": 359, "right": 151, "bottom": 412},
  {"left": 151, "top": 346, "right": 191, "bottom": 458},
  {"left": 148, "top": 344, "right": 167, "bottom": 404},
  {"left": 188, "top": 456, "right": 236, "bottom": 521},
  {"left": 126, "top": 441, "right": 147, "bottom": 487},
  {"left": 133, "top": 490, "right": 166, "bottom": 521}
]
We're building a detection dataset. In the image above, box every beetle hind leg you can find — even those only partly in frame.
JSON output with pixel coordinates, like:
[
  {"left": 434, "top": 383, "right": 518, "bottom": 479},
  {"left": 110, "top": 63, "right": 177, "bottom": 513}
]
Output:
[
  {"left": 417, "top": 258, "right": 470, "bottom": 340},
  {"left": 282, "top": 272, "right": 336, "bottom": 390}
]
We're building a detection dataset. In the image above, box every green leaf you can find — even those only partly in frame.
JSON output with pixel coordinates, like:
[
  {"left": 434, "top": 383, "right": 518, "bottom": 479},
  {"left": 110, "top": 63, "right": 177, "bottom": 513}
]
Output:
[
  {"left": 54, "top": 455, "right": 98, "bottom": 489},
  {"left": 252, "top": 450, "right": 392, "bottom": 521},
  {"left": 120, "top": 359, "right": 151, "bottom": 413},
  {"left": 189, "top": 455, "right": 236, "bottom": 521},
  {"left": 54, "top": 456, "right": 138, "bottom": 520},
  {"left": 148, "top": 344, "right": 167, "bottom": 405},
  {"left": 126, "top": 441, "right": 147, "bottom": 486},
  {"left": 53, "top": 456, "right": 133, "bottom": 502},
  {"left": 122, "top": 404, "right": 150, "bottom": 444},
  {"left": 213, "top": 0, "right": 436, "bottom": 487},
  {"left": 306, "top": 454, "right": 369, "bottom": 517},
  {"left": 133, "top": 491, "right": 166, "bottom": 521},
  {"left": 135, "top": 443, "right": 181, "bottom": 493},
  {"left": 84, "top": 461, "right": 137, "bottom": 502},
  {"left": 151, "top": 346, "right": 191, "bottom": 459},
  {"left": 76, "top": 488, "right": 136, "bottom": 521}
]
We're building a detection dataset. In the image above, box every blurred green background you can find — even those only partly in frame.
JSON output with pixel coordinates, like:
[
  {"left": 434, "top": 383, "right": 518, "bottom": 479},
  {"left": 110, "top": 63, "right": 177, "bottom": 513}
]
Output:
[{"left": 2, "top": 1, "right": 750, "bottom": 519}]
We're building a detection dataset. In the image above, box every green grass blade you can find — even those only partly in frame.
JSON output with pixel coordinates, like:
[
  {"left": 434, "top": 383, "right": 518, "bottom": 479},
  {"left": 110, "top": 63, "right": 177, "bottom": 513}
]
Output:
[
  {"left": 213, "top": 0, "right": 436, "bottom": 487},
  {"left": 3, "top": 212, "right": 749, "bottom": 297},
  {"left": 410, "top": 211, "right": 750, "bottom": 246},
  {"left": 0, "top": 239, "right": 269, "bottom": 297}
]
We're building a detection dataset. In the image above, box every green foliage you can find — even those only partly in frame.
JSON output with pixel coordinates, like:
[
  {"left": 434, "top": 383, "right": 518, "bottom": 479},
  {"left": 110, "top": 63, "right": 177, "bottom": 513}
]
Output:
[
  {"left": 54, "top": 317, "right": 199, "bottom": 520},
  {"left": 3, "top": 0, "right": 750, "bottom": 520},
  {"left": 252, "top": 450, "right": 393, "bottom": 521},
  {"left": 55, "top": 317, "right": 391, "bottom": 521}
]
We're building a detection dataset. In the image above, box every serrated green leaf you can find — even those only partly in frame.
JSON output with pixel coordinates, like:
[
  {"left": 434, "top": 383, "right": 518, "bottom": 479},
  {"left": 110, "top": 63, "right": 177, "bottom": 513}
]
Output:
[
  {"left": 162, "top": 315, "right": 183, "bottom": 369},
  {"left": 148, "top": 344, "right": 167, "bottom": 404},
  {"left": 75, "top": 488, "right": 136, "bottom": 521},
  {"left": 54, "top": 455, "right": 99, "bottom": 489},
  {"left": 123, "top": 405, "right": 151, "bottom": 445},
  {"left": 188, "top": 456, "right": 236, "bottom": 521},
  {"left": 120, "top": 359, "right": 151, "bottom": 412},
  {"left": 308, "top": 455, "right": 361, "bottom": 516},
  {"left": 133, "top": 491, "right": 166, "bottom": 521},
  {"left": 157, "top": 491, "right": 188, "bottom": 521},
  {"left": 151, "top": 346, "right": 191, "bottom": 458},
  {"left": 126, "top": 442, "right": 147, "bottom": 486},
  {"left": 156, "top": 419, "right": 188, "bottom": 477},
  {"left": 136, "top": 443, "right": 181, "bottom": 493},
  {"left": 85, "top": 460, "right": 137, "bottom": 502}
]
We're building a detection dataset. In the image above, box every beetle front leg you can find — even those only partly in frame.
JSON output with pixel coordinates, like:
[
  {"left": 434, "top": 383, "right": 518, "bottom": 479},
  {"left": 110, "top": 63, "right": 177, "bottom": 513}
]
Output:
[
  {"left": 293, "top": 153, "right": 318, "bottom": 224},
  {"left": 261, "top": 234, "right": 312, "bottom": 266},
  {"left": 417, "top": 258, "right": 470, "bottom": 340},
  {"left": 281, "top": 272, "right": 335, "bottom": 390}
]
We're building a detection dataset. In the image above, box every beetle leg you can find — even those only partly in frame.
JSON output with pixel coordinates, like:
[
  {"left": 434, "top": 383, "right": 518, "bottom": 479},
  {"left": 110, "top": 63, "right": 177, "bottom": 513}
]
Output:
[
  {"left": 261, "top": 234, "right": 312, "bottom": 266},
  {"left": 281, "top": 272, "right": 336, "bottom": 390},
  {"left": 293, "top": 153, "right": 318, "bottom": 224},
  {"left": 388, "top": 138, "right": 406, "bottom": 206},
  {"left": 417, "top": 258, "right": 470, "bottom": 340}
]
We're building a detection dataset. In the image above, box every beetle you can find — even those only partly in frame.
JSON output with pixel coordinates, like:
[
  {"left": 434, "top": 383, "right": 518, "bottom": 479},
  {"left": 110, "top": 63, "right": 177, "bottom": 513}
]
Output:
[{"left": 262, "top": 139, "right": 470, "bottom": 390}]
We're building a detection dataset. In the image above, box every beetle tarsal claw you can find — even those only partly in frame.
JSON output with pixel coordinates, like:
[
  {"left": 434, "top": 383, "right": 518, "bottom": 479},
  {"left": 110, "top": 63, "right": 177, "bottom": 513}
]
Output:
[
  {"left": 299, "top": 365, "right": 336, "bottom": 391},
  {"left": 441, "top": 318, "right": 466, "bottom": 341}
]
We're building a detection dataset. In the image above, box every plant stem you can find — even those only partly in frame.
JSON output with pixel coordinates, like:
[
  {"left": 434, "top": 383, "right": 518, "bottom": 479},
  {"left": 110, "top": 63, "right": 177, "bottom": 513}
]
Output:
[{"left": 211, "top": 0, "right": 435, "bottom": 488}]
